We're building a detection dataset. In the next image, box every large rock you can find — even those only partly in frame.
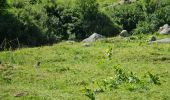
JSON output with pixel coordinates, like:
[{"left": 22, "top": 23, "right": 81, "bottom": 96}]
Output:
[
  {"left": 119, "top": 30, "right": 129, "bottom": 37},
  {"left": 149, "top": 38, "right": 170, "bottom": 44},
  {"left": 82, "top": 33, "right": 105, "bottom": 42},
  {"left": 159, "top": 24, "right": 170, "bottom": 35}
]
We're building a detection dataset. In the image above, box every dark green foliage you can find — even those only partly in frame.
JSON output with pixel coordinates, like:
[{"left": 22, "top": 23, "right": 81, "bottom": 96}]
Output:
[
  {"left": 0, "top": 0, "right": 8, "bottom": 9},
  {"left": 108, "top": 0, "right": 170, "bottom": 34},
  {"left": 148, "top": 72, "right": 161, "bottom": 85},
  {"left": 0, "top": 0, "right": 120, "bottom": 48},
  {"left": 76, "top": 0, "right": 120, "bottom": 37},
  {"left": 1, "top": 0, "right": 170, "bottom": 48},
  {"left": 133, "top": 0, "right": 170, "bottom": 34},
  {"left": 1, "top": 0, "right": 120, "bottom": 47},
  {"left": 76, "top": 0, "right": 99, "bottom": 20},
  {"left": 0, "top": 10, "right": 47, "bottom": 47},
  {"left": 45, "top": 3, "right": 84, "bottom": 40},
  {"left": 84, "top": 87, "right": 96, "bottom": 100},
  {"left": 111, "top": 3, "right": 145, "bottom": 32}
]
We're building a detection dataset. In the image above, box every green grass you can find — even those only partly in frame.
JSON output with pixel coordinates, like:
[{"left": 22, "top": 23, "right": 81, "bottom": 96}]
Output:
[{"left": 0, "top": 35, "right": 170, "bottom": 100}]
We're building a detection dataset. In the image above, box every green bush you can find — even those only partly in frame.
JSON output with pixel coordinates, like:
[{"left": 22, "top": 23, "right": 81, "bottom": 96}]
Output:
[
  {"left": 134, "top": 0, "right": 170, "bottom": 34},
  {"left": 76, "top": 0, "right": 120, "bottom": 37},
  {"left": 0, "top": 0, "right": 121, "bottom": 48},
  {"left": 133, "top": 21, "right": 155, "bottom": 34},
  {"left": 106, "top": 0, "right": 170, "bottom": 34},
  {"left": 1, "top": 0, "right": 170, "bottom": 48},
  {"left": 45, "top": 3, "right": 84, "bottom": 40},
  {"left": 110, "top": 3, "right": 145, "bottom": 32},
  {"left": 0, "top": 0, "right": 8, "bottom": 9}
]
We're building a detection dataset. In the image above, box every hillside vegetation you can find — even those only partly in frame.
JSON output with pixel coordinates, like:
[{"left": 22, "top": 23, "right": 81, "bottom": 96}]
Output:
[
  {"left": 1, "top": 0, "right": 170, "bottom": 48},
  {"left": 1, "top": 0, "right": 170, "bottom": 100},
  {"left": 0, "top": 35, "right": 170, "bottom": 99}
]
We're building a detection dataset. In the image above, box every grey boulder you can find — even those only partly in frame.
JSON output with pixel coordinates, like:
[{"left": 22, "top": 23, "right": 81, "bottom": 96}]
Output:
[
  {"left": 119, "top": 30, "right": 129, "bottom": 37},
  {"left": 149, "top": 38, "right": 170, "bottom": 44},
  {"left": 82, "top": 33, "right": 105, "bottom": 42},
  {"left": 159, "top": 24, "right": 170, "bottom": 35}
]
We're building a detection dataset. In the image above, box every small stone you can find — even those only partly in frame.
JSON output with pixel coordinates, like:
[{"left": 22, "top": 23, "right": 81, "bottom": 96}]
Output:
[
  {"left": 34, "top": 61, "right": 41, "bottom": 68},
  {"left": 82, "top": 43, "right": 91, "bottom": 47},
  {"left": 149, "top": 38, "right": 170, "bottom": 44},
  {"left": 119, "top": 30, "right": 129, "bottom": 37},
  {"left": 149, "top": 36, "right": 156, "bottom": 42},
  {"left": 66, "top": 41, "right": 75, "bottom": 44},
  {"left": 15, "top": 93, "right": 25, "bottom": 97}
]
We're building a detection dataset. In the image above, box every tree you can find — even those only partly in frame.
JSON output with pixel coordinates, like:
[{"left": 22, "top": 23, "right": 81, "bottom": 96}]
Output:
[
  {"left": 0, "top": 0, "right": 8, "bottom": 9},
  {"left": 77, "top": 0, "right": 99, "bottom": 20}
]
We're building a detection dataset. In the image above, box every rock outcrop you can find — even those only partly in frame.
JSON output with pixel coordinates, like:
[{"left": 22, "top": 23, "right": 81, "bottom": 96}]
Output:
[
  {"left": 149, "top": 38, "right": 170, "bottom": 44},
  {"left": 159, "top": 24, "right": 170, "bottom": 35},
  {"left": 82, "top": 33, "right": 105, "bottom": 42},
  {"left": 119, "top": 30, "right": 129, "bottom": 37}
]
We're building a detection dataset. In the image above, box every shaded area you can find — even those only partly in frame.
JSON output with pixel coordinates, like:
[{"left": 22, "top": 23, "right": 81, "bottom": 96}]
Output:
[
  {"left": 0, "top": 11, "right": 47, "bottom": 50},
  {"left": 84, "top": 12, "right": 120, "bottom": 37}
]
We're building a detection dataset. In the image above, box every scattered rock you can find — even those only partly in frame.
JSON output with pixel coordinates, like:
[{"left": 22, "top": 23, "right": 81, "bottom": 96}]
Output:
[
  {"left": 159, "top": 24, "right": 170, "bottom": 35},
  {"left": 82, "top": 33, "right": 105, "bottom": 42},
  {"left": 82, "top": 43, "right": 91, "bottom": 47},
  {"left": 34, "top": 61, "right": 41, "bottom": 68},
  {"left": 149, "top": 38, "right": 170, "bottom": 44},
  {"left": 66, "top": 40, "right": 75, "bottom": 44},
  {"left": 119, "top": 0, "right": 136, "bottom": 4},
  {"left": 149, "top": 36, "right": 156, "bottom": 42},
  {"left": 119, "top": 30, "right": 129, "bottom": 37},
  {"left": 15, "top": 92, "right": 28, "bottom": 97}
]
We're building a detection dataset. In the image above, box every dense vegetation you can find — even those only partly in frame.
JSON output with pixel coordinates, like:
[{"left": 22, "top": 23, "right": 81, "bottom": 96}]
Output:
[{"left": 0, "top": 0, "right": 170, "bottom": 48}]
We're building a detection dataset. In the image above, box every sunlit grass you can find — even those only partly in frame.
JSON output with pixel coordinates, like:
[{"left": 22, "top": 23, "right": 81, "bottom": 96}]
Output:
[{"left": 0, "top": 35, "right": 170, "bottom": 99}]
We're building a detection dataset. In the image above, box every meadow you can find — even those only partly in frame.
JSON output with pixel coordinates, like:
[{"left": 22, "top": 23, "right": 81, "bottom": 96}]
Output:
[{"left": 0, "top": 35, "right": 170, "bottom": 100}]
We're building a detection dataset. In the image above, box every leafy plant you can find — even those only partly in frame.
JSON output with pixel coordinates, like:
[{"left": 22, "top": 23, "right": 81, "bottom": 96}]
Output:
[
  {"left": 83, "top": 66, "right": 162, "bottom": 97},
  {"left": 84, "top": 87, "right": 96, "bottom": 100},
  {"left": 105, "top": 47, "right": 113, "bottom": 60},
  {"left": 114, "top": 67, "right": 128, "bottom": 84},
  {"left": 128, "top": 72, "right": 140, "bottom": 83},
  {"left": 148, "top": 72, "right": 161, "bottom": 85}
]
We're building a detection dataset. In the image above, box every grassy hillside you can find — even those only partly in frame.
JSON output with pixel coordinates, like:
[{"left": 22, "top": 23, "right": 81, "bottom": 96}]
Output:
[{"left": 1, "top": 35, "right": 170, "bottom": 99}]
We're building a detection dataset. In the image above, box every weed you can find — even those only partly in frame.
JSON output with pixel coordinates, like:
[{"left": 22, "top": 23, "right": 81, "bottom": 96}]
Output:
[
  {"left": 84, "top": 87, "right": 96, "bottom": 100},
  {"left": 114, "top": 67, "right": 128, "bottom": 84},
  {"left": 105, "top": 47, "right": 113, "bottom": 60},
  {"left": 128, "top": 72, "right": 140, "bottom": 83},
  {"left": 83, "top": 66, "right": 162, "bottom": 97},
  {"left": 0, "top": 64, "right": 14, "bottom": 83},
  {"left": 148, "top": 72, "right": 161, "bottom": 85}
]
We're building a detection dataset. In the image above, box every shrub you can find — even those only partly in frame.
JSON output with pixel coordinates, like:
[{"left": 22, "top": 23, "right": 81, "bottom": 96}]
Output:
[
  {"left": 110, "top": 3, "right": 145, "bottom": 32},
  {"left": 45, "top": 3, "right": 84, "bottom": 40},
  {"left": 134, "top": 0, "right": 170, "bottom": 34},
  {"left": 0, "top": 0, "right": 8, "bottom": 9},
  {"left": 133, "top": 21, "right": 155, "bottom": 34},
  {"left": 76, "top": 0, "right": 120, "bottom": 37},
  {"left": 107, "top": 0, "right": 170, "bottom": 34}
]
